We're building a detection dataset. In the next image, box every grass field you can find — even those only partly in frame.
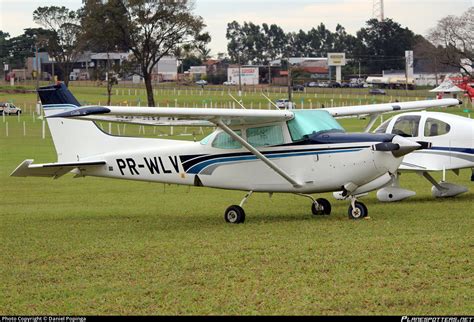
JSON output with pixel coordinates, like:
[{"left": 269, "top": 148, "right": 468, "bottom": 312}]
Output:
[{"left": 0, "top": 85, "right": 473, "bottom": 315}]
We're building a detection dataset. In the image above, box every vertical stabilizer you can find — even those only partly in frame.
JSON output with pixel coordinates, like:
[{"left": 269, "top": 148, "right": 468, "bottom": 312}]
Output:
[{"left": 39, "top": 83, "right": 110, "bottom": 162}]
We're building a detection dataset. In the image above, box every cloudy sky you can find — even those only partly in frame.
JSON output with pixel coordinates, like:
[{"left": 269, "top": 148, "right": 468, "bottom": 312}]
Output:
[{"left": 1, "top": 0, "right": 472, "bottom": 56}]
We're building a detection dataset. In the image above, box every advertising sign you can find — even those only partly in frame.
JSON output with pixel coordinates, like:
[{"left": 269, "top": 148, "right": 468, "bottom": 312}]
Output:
[{"left": 327, "top": 53, "right": 346, "bottom": 66}]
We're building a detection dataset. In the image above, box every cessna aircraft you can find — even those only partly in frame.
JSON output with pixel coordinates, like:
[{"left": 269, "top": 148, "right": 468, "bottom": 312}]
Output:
[
  {"left": 373, "top": 111, "right": 474, "bottom": 201},
  {"left": 11, "top": 83, "right": 461, "bottom": 223}
]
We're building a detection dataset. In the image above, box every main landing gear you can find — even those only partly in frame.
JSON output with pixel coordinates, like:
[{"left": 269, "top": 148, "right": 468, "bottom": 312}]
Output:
[
  {"left": 297, "top": 194, "right": 332, "bottom": 216},
  {"left": 223, "top": 191, "right": 368, "bottom": 224},
  {"left": 224, "top": 191, "right": 253, "bottom": 224}
]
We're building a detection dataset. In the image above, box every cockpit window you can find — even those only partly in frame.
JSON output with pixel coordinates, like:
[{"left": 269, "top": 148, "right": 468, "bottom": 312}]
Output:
[
  {"left": 246, "top": 125, "right": 284, "bottom": 147},
  {"left": 391, "top": 115, "right": 421, "bottom": 137},
  {"left": 211, "top": 130, "right": 242, "bottom": 149},
  {"left": 374, "top": 119, "right": 391, "bottom": 134},
  {"left": 424, "top": 118, "right": 451, "bottom": 137},
  {"left": 287, "top": 110, "right": 345, "bottom": 141}
]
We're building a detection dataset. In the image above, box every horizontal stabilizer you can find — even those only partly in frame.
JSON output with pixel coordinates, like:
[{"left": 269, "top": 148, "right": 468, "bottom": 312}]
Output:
[{"left": 10, "top": 159, "right": 106, "bottom": 179}]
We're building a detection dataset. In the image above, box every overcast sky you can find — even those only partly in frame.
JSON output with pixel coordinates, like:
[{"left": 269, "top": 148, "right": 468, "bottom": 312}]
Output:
[{"left": 1, "top": 0, "right": 472, "bottom": 57}]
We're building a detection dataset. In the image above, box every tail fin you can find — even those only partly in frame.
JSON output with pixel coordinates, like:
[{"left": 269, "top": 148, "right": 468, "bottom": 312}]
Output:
[
  {"left": 39, "top": 83, "right": 110, "bottom": 163},
  {"left": 39, "top": 83, "right": 81, "bottom": 107}
]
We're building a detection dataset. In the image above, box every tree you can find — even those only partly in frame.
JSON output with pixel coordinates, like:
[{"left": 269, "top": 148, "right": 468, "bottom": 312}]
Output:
[
  {"left": 81, "top": 1, "right": 130, "bottom": 105},
  {"left": 106, "top": 0, "right": 205, "bottom": 107},
  {"left": 194, "top": 32, "right": 212, "bottom": 61},
  {"left": 226, "top": 21, "right": 248, "bottom": 64},
  {"left": 356, "top": 18, "right": 416, "bottom": 74},
  {"left": 33, "top": 6, "right": 82, "bottom": 86},
  {"left": 427, "top": 7, "right": 473, "bottom": 77}
]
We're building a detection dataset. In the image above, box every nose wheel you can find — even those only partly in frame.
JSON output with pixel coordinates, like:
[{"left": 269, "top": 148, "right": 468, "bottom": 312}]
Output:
[{"left": 348, "top": 199, "right": 368, "bottom": 219}]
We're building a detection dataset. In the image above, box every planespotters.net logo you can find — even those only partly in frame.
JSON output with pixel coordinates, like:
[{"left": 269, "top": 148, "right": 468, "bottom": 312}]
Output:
[{"left": 402, "top": 317, "right": 474, "bottom": 322}]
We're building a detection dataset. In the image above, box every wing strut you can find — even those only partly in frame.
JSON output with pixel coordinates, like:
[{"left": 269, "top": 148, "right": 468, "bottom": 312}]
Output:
[
  {"left": 215, "top": 120, "right": 302, "bottom": 188},
  {"left": 364, "top": 113, "right": 381, "bottom": 133}
]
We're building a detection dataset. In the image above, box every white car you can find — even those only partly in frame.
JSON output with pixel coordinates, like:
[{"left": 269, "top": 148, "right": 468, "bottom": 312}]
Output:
[
  {"left": 0, "top": 102, "right": 22, "bottom": 115},
  {"left": 275, "top": 99, "right": 294, "bottom": 110},
  {"left": 196, "top": 80, "right": 208, "bottom": 86},
  {"left": 223, "top": 81, "right": 236, "bottom": 86}
]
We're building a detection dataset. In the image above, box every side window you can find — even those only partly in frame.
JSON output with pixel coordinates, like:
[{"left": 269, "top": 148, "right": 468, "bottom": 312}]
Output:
[
  {"left": 424, "top": 118, "right": 451, "bottom": 137},
  {"left": 391, "top": 115, "right": 421, "bottom": 137},
  {"left": 246, "top": 125, "right": 284, "bottom": 147},
  {"left": 211, "top": 130, "right": 242, "bottom": 149},
  {"left": 374, "top": 119, "right": 391, "bottom": 134}
]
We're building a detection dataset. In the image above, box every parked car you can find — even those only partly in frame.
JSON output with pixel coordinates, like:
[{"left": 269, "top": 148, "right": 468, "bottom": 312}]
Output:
[
  {"left": 223, "top": 80, "right": 236, "bottom": 85},
  {"left": 306, "top": 82, "right": 318, "bottom": 87},
  {"left": 0, "top": 102, "right": 22, "bottom": 115},
  {"left": 196, "top": 80, "right": 208, "bottom": 86},
  {"left": 292, "top": 84, "right": 305, "bottom": 92},
  {"left": 328, "top": 81, "right": 341, "bottom": 88},
  {"left": 369, "top": 88, "right": 386, "bottom": 95},
  {"left": 349, "top": 82, "right": 364, "bottom": 88},
  {"left": 275, "top": 99, "right": 294, "bottom": 110}
]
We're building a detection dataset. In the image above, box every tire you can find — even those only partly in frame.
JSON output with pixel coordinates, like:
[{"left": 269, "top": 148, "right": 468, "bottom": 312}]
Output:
[
  {"left": 311, "top": 198, "right": 331, "bottom": 216},
  {"left": 317, "top": 198, "right": 331, "bottom": 215},
  {"left": 348, "top": 202, "right": 368, "bottom": 220},
  {"left": 224, "top": 205, "right": 246, "bottom": 224}
]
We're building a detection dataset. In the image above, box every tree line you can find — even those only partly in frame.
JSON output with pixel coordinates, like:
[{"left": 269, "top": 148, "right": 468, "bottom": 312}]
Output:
[
  {"left": 226, "top": 9, "right": 472, "bottom": 78},
  {"left": 0, "top": 1, "right": 472, "bottom": 106}
]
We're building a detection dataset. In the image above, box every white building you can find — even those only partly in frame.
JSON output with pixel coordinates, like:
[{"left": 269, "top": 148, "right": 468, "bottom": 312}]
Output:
[
  {"left": 152, "top": 56, "right": 178, "bottom": 81},
  {"left": 227, "top": 67, "right": 259, "bottom": 85}
]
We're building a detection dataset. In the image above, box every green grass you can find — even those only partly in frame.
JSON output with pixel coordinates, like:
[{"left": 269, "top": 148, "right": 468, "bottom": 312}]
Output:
[{"left": 0, "top": 86, "right": 473, "bottom": 315}]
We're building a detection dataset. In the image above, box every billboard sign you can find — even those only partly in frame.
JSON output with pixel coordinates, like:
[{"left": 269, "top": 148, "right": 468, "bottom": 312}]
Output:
[
  {"left": 327, "top": 53, "right": 346, "bottom": 66},
  {"left": 228, "top": 67, "right": 259, "bottom": 85}
]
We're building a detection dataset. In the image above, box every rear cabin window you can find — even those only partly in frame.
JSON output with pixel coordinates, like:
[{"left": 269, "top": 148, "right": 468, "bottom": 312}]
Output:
[
  {"left": 424, "top": 118, "right": 451, "bottom": 137},
  {"left": 391, "top": 115, "right": 421, "bottom": 137},
  {"left": 211, "top": 130, "right": 242, "bottom": 149},
  {"left": 246, "top": 125, "right": 284, "bottom": 147}
]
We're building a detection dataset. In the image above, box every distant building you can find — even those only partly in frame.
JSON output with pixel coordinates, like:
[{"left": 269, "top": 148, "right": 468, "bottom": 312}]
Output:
[
  {"left": 152, "top": 56, "right": 178, "bottom": 82},
  {"left": 227, "top": 66, "right": 259, "bottom": 85},
  {"left": 189, "top": 66, "right": 207, "bottom": 81}
]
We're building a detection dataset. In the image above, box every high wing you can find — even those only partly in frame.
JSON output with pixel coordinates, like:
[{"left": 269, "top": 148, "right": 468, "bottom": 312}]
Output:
[
  {"left": 10, "top": 159, "right": 106, "bottom": 178},
  {"left": 47, "top": 106, "right": 294, "bottom": 126},
  {"left": 324, "top": 98, "right": 461, "bottom": 117},
  {"left": 46, "top": 98, "right": 461, "bottom": 127}
]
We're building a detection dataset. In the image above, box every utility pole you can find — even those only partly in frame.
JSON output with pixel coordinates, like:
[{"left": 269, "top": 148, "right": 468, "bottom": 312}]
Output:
[
  {"left": 238, "top": 55, "right": 242, "bottom": 97},
  {"left": 35, "top": 42, "right": 40, "bottom": 102},
  {"left": 287, "top": 58, "right": 292, "bottom": 106}
]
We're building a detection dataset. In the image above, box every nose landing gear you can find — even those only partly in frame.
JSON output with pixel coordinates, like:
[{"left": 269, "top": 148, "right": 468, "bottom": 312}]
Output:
[{"left": 347, "top": 196, "right": 368, "bottom": 219}]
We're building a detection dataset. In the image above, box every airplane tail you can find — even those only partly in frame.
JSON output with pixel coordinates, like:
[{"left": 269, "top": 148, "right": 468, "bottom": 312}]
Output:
[{"left": 39, "top": 83, "right": 112, "bottom": 163}]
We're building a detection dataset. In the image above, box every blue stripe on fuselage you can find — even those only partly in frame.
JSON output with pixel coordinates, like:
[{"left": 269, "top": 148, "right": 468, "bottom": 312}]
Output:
[
  {"left": 186, "top": 148, "right": 363, "bottom": 174},
  {"left": 430, "top": 146, "right": 474, "bottom": 155}
]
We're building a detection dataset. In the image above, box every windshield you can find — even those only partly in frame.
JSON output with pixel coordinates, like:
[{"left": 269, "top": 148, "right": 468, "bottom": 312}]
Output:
[{"left": 287, "top": 110, "right": 345, "bottom": 141}]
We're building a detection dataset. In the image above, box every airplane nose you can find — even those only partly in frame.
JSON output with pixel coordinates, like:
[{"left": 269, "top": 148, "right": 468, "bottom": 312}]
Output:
[
  {"left": 372, "top": 136, "right": 422, "bottom": 158},
  {"left": 390, "top": 136, "right": 422, "bottom": 158}
]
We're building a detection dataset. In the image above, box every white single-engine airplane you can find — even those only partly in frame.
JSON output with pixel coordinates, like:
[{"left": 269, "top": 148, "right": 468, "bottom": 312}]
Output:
[
  {"left": 373, "top": 111, "right": 474, "bottom": 201},
  {"left": 11, "top": 84, "right": 461, "bottom": 223}
]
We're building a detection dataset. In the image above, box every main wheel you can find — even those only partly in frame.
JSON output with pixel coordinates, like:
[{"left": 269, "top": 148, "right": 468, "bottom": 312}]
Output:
[
  {"left": 311, "top": 198, "right": 331, "bottom": 216},
  {"left": 348, "top": 201, "right": 368, "bottom": 220},
  {"left": 224, "top": 205, "right": 246, "bottom": 224}
]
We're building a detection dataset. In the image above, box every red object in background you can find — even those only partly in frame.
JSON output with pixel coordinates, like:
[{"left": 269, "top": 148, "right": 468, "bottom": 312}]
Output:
[
  {"left": 436, "top": 93, "right": 443, "bottom": 99},
  {"left": 448, "top": 76, "right": 474, "bottom": 102}
]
